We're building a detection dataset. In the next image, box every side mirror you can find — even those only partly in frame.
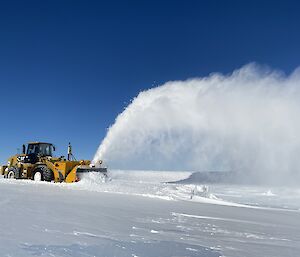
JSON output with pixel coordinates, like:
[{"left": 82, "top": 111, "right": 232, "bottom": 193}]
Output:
[
  {"left": 53, "top": 145, "right": 56, "bottom": 151},
  {"left": 22, "top": 144, "right": 26, "bottom": 154}
]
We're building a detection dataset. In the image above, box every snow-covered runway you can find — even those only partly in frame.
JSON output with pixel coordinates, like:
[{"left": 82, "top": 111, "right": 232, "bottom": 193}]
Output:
[{"left": 0, "top": 171, "right": 300, "bottom": 257}]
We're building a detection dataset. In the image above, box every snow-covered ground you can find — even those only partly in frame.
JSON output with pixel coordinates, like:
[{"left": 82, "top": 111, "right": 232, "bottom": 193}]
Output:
[{"left": 0, "top": 170, "right": 300, "bottom": 257}]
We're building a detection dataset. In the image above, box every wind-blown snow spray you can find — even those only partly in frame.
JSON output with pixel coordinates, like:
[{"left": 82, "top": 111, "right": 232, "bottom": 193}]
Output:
[{"left": 94, "top": 64, "right": 300, "bottom": 185}]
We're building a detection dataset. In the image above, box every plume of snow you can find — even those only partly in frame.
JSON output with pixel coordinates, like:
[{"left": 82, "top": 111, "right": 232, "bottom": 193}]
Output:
[{"left": 94, "top": 64, "right": 300, "bottom": 185}]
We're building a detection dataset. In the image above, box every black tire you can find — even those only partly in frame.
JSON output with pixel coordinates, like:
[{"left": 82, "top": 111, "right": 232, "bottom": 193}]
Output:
[
  {"left": 33, "top": 166, "right": 54, "bottom": 182},
  {"left": 6, "top": 167, "right": 20, "bottom": 179}
]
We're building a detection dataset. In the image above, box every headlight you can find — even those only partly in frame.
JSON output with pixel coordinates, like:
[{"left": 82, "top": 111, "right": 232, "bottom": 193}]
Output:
[
  {"left": 7, "top": 161, "right": 11, "bottom": 166},
  {"left": 17, "top": 156, "right": 25, "bottom": 162}
]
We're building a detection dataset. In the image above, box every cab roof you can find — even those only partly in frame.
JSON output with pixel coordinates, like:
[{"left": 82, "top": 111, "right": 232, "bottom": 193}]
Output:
[{"left": 27, "top": 142, "right": 53, "bottom": 145}]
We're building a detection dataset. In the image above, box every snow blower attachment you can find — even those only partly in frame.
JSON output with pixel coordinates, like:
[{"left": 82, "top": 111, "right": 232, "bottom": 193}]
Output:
[{"left": 0, "top": 142, "right": 107, "bottom": 183}]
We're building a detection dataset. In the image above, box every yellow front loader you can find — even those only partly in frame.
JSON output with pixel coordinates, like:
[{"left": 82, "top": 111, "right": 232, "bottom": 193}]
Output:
[{"left": 0, "top": 142, "right": 107, "bottom": 183}]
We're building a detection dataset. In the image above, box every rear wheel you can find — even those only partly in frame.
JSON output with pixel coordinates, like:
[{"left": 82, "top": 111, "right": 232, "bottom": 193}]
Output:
[
  {"left": 7, "top": 169, "right": 15, "bottom": 179},
  {"left": 6, "top": 167, "right": 20, "bottom": 179}
]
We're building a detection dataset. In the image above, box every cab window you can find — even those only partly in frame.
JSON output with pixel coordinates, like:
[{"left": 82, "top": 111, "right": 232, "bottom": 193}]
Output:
[
  {"left": 27, "top": 144, "right": 53, "bottom": 156},
  {"left": 27, "top": 144, "right": 39, "bottom": 155}
]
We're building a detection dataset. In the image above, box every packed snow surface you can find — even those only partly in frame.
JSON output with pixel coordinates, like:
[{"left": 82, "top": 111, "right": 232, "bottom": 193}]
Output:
[{"left": 1, "top": 170, "right": 300, "bottom": 257}]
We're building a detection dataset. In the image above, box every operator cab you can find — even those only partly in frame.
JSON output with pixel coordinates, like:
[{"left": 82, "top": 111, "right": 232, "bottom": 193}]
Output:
[
  {"left": 25, "top": 142, "right": 55, "bottom": 157},
  {"left": 18, "top": 142, "right": 55, "bottom": 164}
]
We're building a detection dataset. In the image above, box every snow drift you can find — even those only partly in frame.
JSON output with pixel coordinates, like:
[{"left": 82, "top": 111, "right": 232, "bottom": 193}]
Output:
[{"left": 94, "top": 64, "right": 300, "bottom": 185}]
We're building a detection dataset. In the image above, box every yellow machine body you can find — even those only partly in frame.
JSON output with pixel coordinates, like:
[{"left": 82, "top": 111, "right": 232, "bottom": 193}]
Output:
[{"left": 1, "top": 142, "right": 107, "bottom": 183}]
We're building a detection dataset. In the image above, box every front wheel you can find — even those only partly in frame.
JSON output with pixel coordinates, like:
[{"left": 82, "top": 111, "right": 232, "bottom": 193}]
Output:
[
  {"left": 32, "top": 166, "right": 53, "bottom": 182},
  {"left": 33, "top": 171, "right": 42, "bottom": 181}
]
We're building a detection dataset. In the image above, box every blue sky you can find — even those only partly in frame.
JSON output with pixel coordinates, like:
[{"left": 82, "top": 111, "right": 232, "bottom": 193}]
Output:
[{"left": 0, "top": 0, "right": 299, "bottom": 162}]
